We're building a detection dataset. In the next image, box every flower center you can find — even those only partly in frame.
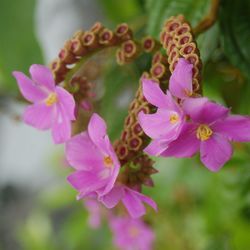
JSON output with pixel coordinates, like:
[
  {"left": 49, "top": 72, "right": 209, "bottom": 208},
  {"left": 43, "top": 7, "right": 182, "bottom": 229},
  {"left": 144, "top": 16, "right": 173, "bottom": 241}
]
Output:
[
  {"left": 169, "top": 113, "right": 179, "bottom": 124},
  {"left": 128, "top": 226, "right": 139, "bottom": 238},
  {"left": 103, "top": 156, "right": 114, "bottom": 168},
  {"left": 184, "top": 88, "right": 192, "bottom": 97},
  {"left": 196, "top": 124, "right": 213, "bottom": 141},
  {"left": 45, "top": 93, "right": 58, "bottom": 106}
]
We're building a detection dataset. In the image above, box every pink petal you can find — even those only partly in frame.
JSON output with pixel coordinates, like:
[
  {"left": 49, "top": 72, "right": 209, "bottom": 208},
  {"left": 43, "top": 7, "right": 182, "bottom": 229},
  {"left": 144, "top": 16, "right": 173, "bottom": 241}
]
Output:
[
  {"left": 138, "top": 109, "right": 182, "bottom": 139},
  {"left": 144, "top": 139, "right": 170, "bottom": 156},
  {"left": 212, "top": 115, "right": 250, "bottom": 142},
  {"left": 65, "top": 132, "right": 104, "bottom": 171},
  {"left": 101, "top": 159, "right": 120, "bottom": 196},
  {"left": 161, "top": 123, "right": 200, "bottom": 158},
  {"left": 67, "top": 171, "right": 106, "bottom": 198},
  {"left": 200, "top": 134, "right": 233, "bottom": 172},
  {"left": 183, "top": 98, "right": 229, "bottom": 124},
  {"left": 169, "top": 58, "right": 193, "bottom": 99},
  {"left": 99, "top": 185, "right": 125, "bottom": 208},
  {"left": 51, "top": 107, "right": 71, "bottom": 144},
  {"left": 122, "top": 188, "right": 157, "bottom": 218},
  {"left": 12, "top": 71, "right": 46, "bottom": 102},
  {"left": 56, "top": 87, "right": 76, "bottom": 120},
  {"left": 23, "top": 103, "right": 54, "bottom": 130},
  {"left": 88, "top": 113, "right": 108, "bottom": 152},
  {"left": 142, "top": 78, "right": 170, "bottom": 108},
  {"left": 29, "top": 64, "right": 55, "bottom": 91}
]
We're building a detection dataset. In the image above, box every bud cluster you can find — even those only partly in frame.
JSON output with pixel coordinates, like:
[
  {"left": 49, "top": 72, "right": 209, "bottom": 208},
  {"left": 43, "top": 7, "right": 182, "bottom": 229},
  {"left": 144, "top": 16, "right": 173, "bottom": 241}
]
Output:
[{"left": 160, "top": 15, "right": 202, "bottom": 93}]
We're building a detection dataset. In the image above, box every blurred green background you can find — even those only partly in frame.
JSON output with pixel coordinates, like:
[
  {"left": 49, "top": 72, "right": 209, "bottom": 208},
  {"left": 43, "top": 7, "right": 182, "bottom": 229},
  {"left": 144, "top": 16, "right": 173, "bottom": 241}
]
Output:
[{"left": 1, "top": 0, "right": 250, "bottom": 249}]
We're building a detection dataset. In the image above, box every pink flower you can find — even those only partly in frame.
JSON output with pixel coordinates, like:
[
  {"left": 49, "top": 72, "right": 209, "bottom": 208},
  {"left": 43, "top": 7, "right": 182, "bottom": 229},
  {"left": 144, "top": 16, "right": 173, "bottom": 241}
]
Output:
[
  {"left": 169, "top": 58, "right": 193, "bottom": 99},
  {"left": 84, "top": 199, "right": 102, "bottom": 229},
  {"left": 110, "top": 216, "right": 155, "bottom": 250},
  {"left": 13, "top": 64, "right": 75, "bottom": 144},
  {"left": 138, "top": 78, "right": 184, "bottom": 155},
  {"left": 161, "top": 97, "right": 250, "bottom": 171},
  {"left": 100, "top": 185, "right": 157, "bottom": 218},
  {"left": 66, "top": 113, "right": 120, "bottom": 199}
]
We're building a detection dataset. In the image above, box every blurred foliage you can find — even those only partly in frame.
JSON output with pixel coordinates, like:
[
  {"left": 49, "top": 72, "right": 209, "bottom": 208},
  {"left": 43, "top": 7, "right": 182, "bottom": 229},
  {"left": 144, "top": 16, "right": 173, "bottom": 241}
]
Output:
[
  {"left": 1, "top": 0, "right": 250, "bottom": 249},
  {"left": 0, "top": 0, "right": 43, "bottom": 92}
]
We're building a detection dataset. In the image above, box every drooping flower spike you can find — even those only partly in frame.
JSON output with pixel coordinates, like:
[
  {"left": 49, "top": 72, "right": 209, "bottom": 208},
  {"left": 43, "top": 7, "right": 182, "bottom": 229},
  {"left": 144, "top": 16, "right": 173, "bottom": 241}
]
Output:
[{"left": 13, "top": 64, "right": 75, "bottom": 144}]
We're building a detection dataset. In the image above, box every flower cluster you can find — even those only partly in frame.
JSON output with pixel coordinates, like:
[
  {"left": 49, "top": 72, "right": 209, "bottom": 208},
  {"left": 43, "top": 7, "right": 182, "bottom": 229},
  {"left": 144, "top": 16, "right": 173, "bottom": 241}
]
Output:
[
  {"left": 66, "top": 113, "right": 157, "bottom": 218},
  {"left": 13, "top": 56, "right": 250, "bottom": 250},
  {"left": 139, "top": 58, "right": 250, "bottom": 171},
  {"left": 84, "top": 200, "right": 155, "bottom": 250},
  {"left": 13, "top": 65, "right": 75, "bottom": 144}
]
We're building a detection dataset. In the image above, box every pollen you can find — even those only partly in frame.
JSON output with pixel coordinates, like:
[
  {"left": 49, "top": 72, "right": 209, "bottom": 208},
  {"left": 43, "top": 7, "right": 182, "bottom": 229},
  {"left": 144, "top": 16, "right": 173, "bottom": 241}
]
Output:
[
  {"left": 169, "top": 113, "right": 179, "bottom": 124},
  {"left": 103, "top": 156, "right": 114, "bottom": 168},
  {"left": 196, "top": 124, "right": 213, "bottom": 141},
  {"left": 184, "top": 88, "right": 192, "bottom": 97},
  {"left": 45, "top": 92, "right": 58, "bottom": 106}
]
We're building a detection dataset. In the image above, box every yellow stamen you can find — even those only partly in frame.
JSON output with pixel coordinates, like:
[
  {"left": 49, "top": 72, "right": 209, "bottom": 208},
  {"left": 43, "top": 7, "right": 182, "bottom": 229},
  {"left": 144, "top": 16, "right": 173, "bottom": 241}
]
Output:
[
  {"left": 45, "top": 93, "right": 58, "bottom": 106},
  {"left": 103, "top": 156, "right": 114, "bottom": 168},
  {"left": 184, "top": 88, "right": 192, "bottom": 97},
  {"left": 196, "top": 124, "right": 213, "bottom": 141},
  {"left": 169, "top": 114, "right": 179, "bottom": 124}
]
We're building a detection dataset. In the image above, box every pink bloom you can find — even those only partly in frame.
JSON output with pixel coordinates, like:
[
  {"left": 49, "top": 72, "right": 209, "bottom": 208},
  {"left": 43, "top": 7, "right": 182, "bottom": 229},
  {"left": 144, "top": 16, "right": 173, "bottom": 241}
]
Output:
[
  {"left": 84, "top": 199, "right": 102, "bottom": 229},
  {"left": 169, "top": 58, "right": 193, "bottom": 99},
  {"left": 110, "top": 216, "right": 155, "bottom": 250},
  {"left": 66, "top": 113, "right": 120, "bottom": 199},
  {"left": 100, "top": 185, "right": 157, "bottom": 218},
  {"left": 138, "top": 78, "right": 184, "bottom": 155},
  {"left": 161, "top": 97, "right": 250, "bottom": 171},
  {"left": 13, "top": 64, "right": 75, "bottom": 144}
]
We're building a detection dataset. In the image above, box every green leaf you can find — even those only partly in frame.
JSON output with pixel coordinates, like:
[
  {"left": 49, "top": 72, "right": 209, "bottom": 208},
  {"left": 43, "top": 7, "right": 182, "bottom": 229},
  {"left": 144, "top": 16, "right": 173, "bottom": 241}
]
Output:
[
  {"left": 146, "top": 0, "right": 211, "bottom": 37},
  {"left": 0, "top": 0, "right": 43, "bottom": 92},
  {"left": 98, "top": 0, "right": 142, "bottom": 23},
  {"left": 219, "top": 0, "right": 250, "bottom": 79}
]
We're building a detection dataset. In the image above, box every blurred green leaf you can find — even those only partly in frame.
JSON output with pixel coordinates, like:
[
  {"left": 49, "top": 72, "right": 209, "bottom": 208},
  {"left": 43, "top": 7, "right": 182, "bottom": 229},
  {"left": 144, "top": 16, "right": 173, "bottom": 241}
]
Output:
[
  {"left": 0, "top": 0, "right": 43, "bottom": 92},
  {"left": 98, "top": 0, "right": 142, "bottom": 23},
  {"left": 219, "top": 0, "right": 250, "bottom": 80},
  {"left": 146, "top": 0, "right": 211, "bottom": 37}
]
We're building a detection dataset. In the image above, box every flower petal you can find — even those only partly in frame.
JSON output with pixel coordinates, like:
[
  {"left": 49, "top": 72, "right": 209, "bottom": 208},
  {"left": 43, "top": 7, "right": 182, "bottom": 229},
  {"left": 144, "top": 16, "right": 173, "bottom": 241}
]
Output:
[
  {"left": 183, "top": 98, "right": 229, "bottom": 124},
  {"left": 67, "top": 171, "right": 106, "bottom": 198},
  {"left": 56, "top": 86, "right": 76, "bottom": 120},
  {"left": 161, "top": 123, "right": 200, "bottom": 158},
  {"left": 12, "top": 71, "right": 46, "bottom": 102},
  {"left": 122, "top": 188, "right": 157, "bottom": 218},
  {"left": 29, "top": 64, "right": 55, "bottom": 90},
  {"left": 138, "top": 109, "right": 182, "bottom": 140},
  {"left": 99, "top": 185, "right": 125, "bottom": 208},
  {"left": 23, "top": 103, "right": 54, "bottom": 130},
  {"left": 51, "top": 106, "right": 72, "bottom": 144},
  {"left": 66, "top": 132, "right": 104, "bottom": 171},
  {"left": 200, "top": 134, "right": 233, "bottom": 171},
  {"left": 213, "top": 115, "right": 250, "bottom": 142},
  {"left": 144, "top": 138, "right": 170, "bottom": 156},
  {"left": 142, "top": 78, "right": 169, "bottom": 108},
  {"left": 88, "top": 113, "right": 108, "bottom": 152},
  {"left": 169, "top": 58, "right": 193, "bottom": 99}
]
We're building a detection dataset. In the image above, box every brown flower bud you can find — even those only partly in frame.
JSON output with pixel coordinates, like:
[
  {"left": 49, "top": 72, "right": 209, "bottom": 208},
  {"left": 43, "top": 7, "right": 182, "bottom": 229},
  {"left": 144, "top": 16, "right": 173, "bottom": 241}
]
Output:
[{"left": 115, "top": 23, "right": 133, "bottom": 41}]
